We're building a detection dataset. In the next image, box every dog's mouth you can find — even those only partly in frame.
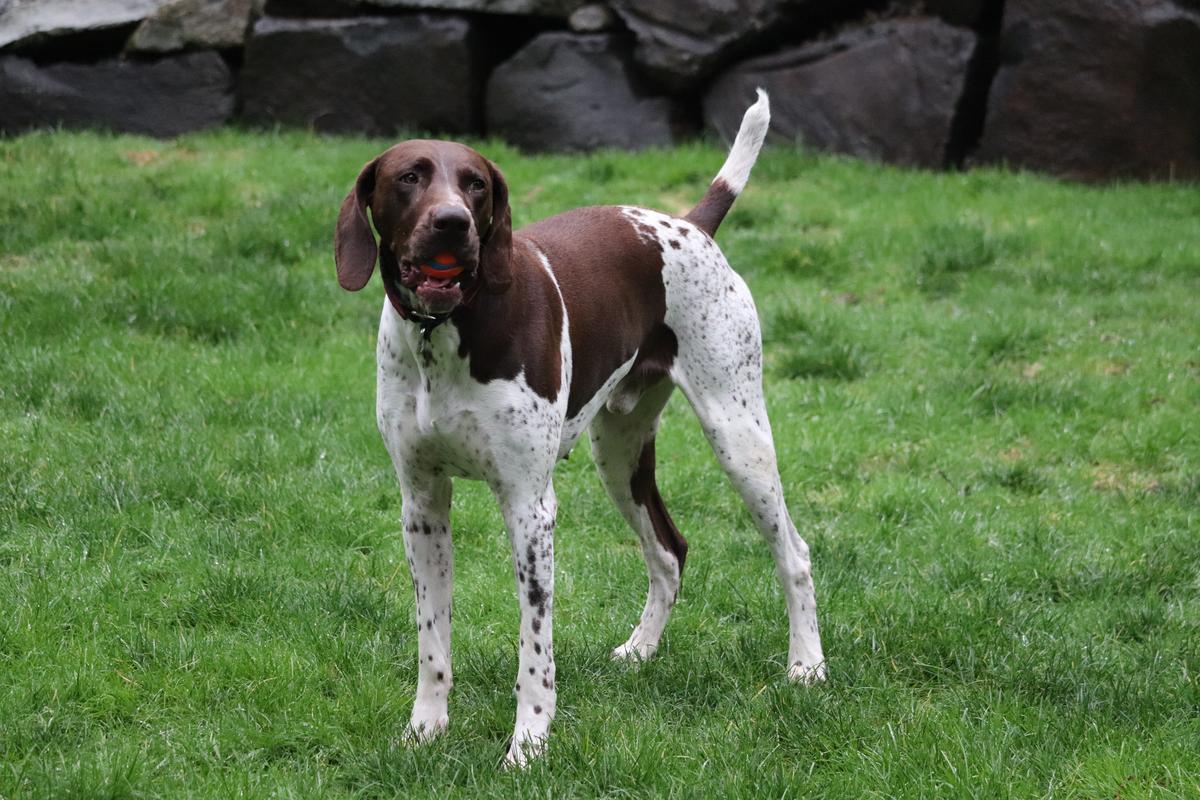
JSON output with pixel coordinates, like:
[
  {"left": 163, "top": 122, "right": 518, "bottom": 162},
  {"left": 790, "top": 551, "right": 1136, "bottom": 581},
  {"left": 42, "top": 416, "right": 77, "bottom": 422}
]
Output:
[{"left": 398, "top": 250, "right": 477, "bottom": 315}]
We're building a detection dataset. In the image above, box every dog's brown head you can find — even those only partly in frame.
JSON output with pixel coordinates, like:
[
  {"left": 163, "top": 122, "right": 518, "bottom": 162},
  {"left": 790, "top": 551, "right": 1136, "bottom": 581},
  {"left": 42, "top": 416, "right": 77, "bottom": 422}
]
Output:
[{"left": 334, "top": 140, "right": 512, "bottom": 315}]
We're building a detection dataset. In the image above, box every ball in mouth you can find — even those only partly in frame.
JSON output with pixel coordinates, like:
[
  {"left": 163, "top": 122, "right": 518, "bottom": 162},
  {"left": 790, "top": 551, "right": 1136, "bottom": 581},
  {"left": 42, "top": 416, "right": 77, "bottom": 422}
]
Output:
[
  {"left": 413, "top": 251, "right": 466, "bottom": 313},
  {"left": 419, "top": 251, "right": 465, "bottom": 280}
]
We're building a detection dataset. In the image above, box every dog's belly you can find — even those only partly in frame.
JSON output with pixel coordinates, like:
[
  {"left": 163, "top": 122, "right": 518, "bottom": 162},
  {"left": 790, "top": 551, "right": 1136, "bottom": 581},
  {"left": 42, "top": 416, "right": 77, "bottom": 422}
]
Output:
[{"left": 556, "top": 352, "right": 637, "bottom": 458}]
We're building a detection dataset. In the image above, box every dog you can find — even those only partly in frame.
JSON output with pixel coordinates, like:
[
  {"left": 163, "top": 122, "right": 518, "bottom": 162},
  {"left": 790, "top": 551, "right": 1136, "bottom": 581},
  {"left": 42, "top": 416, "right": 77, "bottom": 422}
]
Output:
[{"left": 333, "top": 90, "right": 825, "bottom": 766}]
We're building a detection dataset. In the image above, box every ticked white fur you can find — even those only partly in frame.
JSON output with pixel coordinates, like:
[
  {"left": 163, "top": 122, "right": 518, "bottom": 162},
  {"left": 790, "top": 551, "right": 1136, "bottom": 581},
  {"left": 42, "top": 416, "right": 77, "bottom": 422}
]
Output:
[{"left": 374, "top": 91, "right": 824, "bottom": 767}]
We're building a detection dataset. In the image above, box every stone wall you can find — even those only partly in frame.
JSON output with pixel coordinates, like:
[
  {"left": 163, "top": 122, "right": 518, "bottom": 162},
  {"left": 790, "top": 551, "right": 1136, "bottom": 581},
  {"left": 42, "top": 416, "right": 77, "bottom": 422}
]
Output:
[{"left": 2, "top": 0, "right": 1197, "bottom": 181}]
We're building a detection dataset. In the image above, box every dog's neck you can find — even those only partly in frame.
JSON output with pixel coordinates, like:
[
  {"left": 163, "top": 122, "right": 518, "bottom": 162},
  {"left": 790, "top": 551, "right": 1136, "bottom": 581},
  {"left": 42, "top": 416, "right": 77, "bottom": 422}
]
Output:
[
  {"left": 385, "top": 301, "right": 457, "bottom": 365},
  {"left": 378, "top": 248, "right": 485, "bottom": 336}
]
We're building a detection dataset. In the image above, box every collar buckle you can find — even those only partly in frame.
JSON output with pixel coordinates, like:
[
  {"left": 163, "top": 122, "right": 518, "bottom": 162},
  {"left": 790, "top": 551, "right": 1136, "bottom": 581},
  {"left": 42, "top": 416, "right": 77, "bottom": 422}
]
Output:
[{"left": 411, "top": 311, "right": 451, "bottom": 340}]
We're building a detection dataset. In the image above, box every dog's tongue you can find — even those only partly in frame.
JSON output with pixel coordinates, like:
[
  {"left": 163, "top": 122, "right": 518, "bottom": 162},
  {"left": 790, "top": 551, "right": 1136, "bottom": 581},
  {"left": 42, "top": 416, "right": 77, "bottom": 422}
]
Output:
[{"left": 424, "top": 273, "right": 455, "bottom": 288}]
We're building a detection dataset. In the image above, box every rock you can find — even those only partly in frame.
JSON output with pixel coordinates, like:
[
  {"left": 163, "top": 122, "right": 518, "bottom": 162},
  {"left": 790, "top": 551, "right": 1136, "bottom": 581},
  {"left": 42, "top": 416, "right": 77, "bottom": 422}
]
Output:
[
  {"left": 260, "top": 0, "right": 357, "bottom": 16},
  {"left": 239, "top": 15, "right": 484, "bottom": 136},
  {"left": 919, "top": 0, "right": 987, "bottom": 29},
  {"left": 0, "top": 51, "right": 233, "bottom": 136},
  {"left": 879, "top": 1, "right": 996, "bottom": 30},
  {"left": 0, "top": 0, "right": 172, "bottom": 49},
  {"left": 609, "top": 0, "right": 852, "bottom": 90},
  {"left": 353, "top": 0, "right": 580, "bottom": 15},
  {"left": 705, "top": 18, "right": 976, "bottom": 168},
  {"left": 486, "top": 32, "right": 684, "bottom": 152},
  {"left": 568, "top": 3, "right": 614, "bottom": 32},
  {"left": 128, "top": 0, "right": 255, "bottom": 52},
  {"left": 975, "top": 0, "right": 1200, "bottom": 181}
]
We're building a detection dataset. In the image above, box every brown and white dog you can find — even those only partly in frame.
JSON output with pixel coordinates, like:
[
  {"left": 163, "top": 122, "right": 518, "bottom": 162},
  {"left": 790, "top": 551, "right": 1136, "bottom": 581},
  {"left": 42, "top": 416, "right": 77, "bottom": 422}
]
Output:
[{"left": 334, "top": 91, "right": 825, "bottom": 766}]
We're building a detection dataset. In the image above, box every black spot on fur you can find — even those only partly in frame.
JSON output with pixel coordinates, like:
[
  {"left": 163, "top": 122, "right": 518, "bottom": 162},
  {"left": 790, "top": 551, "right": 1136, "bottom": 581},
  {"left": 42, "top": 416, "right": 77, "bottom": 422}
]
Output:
[{"left": 527, "top": 576, "right": 546, "bottom": 609}]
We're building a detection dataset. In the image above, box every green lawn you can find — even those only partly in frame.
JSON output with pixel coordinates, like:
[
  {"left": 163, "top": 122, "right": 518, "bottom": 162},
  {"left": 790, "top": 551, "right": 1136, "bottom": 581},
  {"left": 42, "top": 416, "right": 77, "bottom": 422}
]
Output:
[{"left": 1, "top": 129, "right": 1198, "bottom": 799}]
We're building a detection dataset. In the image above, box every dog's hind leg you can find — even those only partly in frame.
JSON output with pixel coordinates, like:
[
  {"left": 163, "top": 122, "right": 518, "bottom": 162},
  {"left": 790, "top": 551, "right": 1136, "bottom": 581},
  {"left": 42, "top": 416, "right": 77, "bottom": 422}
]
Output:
[
  {"left": 670, "top": 278, "right": 826, "bottom": 682},
  {"left": 590, "top": 378, "right": 687, "bottom": 662}
]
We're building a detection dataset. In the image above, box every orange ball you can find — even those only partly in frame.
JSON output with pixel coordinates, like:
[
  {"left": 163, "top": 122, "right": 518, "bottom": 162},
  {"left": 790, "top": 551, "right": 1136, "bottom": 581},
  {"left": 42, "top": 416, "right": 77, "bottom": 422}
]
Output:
[{"left": 420, "top": 263, "right": 464, "bottom": 279}]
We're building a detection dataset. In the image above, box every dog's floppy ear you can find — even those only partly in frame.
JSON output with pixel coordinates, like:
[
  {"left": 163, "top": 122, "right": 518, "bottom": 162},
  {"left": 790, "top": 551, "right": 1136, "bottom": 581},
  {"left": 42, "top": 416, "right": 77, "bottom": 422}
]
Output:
[
  {"left": 334, "top": 157, "right": 379, "bottom": 291},
  {"left": 478, "top": 159, "right": 512, "bottom": 295}
]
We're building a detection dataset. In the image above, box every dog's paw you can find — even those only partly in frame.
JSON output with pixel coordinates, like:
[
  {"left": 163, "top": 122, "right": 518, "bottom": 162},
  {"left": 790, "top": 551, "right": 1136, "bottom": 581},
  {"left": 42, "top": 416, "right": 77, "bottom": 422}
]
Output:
[
  {"left": 503, "top": 731, "right": 547, "bottom": 769},
  {"left": 611, "top": 639, "right": 656, "bottom": 663},
  {"left": 403, "top": 714, "right": 449, "bottom": 744},
  {"left": 787, "top": 660, "right": 827, "bottom": 684}
]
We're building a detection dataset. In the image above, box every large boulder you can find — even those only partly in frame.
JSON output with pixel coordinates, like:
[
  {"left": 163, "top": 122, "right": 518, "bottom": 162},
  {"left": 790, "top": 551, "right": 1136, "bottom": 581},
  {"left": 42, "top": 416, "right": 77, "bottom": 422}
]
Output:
[
  {"left": 609, "top": 0, "right": 855, "bottom": 90},
  {"left": 919, "top": 0, "right": 988, "bottom": 29},
  {"left": 0, "top": 0, "right": 172, "bottom": 49},
  {"left": 356, "top": 0, "right": 581, "bottom": 14},
  {"left": 0, "top": 51, "right": 233, "bottom": 136},
  {"left": 705, "top": 18, "right": 976, "bottom": 169},
  {"left": 128, "top": 0, "right": 256, "bottom": 52},
  {"left": 239, "top": 15, "right": 484, "bottom": 136},
  {"left": 262, "top": 0, "right": 581, "bottom": 16},
  {"left": 975, "top": 0, "right": 1200, "bottom": 181},
  {"left": 486, "top": 32, "right": 685, "bottom": 152}
]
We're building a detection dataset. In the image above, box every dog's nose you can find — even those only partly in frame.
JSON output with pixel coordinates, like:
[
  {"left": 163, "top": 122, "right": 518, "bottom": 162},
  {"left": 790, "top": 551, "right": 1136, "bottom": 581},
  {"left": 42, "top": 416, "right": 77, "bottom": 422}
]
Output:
[{"left": 431, "top": 206, "right": 471, "bottom": 234}]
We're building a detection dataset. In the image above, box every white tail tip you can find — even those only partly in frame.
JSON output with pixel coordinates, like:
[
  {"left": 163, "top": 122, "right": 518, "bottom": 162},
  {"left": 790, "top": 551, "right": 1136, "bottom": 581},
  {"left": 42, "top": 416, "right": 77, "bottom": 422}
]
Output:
[{"left": 714, "top": 88, "right": 770, "bottom": 196}]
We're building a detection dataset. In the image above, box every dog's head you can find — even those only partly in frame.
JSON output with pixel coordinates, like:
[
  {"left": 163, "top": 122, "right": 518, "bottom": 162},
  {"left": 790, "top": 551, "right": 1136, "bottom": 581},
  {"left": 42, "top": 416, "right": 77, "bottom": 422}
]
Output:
[{"left": 334, "top": 140, "right": 512, "bottom": 315}]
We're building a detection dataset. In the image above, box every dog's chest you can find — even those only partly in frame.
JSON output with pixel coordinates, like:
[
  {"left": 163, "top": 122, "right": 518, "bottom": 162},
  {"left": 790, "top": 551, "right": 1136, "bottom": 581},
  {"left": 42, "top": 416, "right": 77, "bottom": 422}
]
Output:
[{"left": 375, "top": 306, "right": 564, "bottom": 481}]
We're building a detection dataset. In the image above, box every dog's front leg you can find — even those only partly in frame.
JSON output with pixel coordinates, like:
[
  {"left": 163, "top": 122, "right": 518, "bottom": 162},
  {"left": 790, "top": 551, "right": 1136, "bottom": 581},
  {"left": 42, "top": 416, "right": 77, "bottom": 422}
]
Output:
[
  {"left": 399, "top": 474, "right": 454, "bottom": 742},
  {"left": 495, "top": 482, "right": 557, "bottom": 767}
]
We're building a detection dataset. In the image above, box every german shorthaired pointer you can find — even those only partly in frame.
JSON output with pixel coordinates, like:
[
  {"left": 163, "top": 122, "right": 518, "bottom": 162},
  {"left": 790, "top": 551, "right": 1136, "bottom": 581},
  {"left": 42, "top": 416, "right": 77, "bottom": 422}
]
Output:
[{"left": 334, "top": 91, "right": 825, "bottom": 766}]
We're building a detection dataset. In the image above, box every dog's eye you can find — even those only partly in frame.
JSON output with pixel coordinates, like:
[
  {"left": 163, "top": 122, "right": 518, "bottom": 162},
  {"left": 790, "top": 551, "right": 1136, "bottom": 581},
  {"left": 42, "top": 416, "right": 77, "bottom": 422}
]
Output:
[
  {"left": 399, "top": 172, "right": 420, "bottom": 185},
  {"left": 468, "top": 178, "right": 487, "bottom": 192}
]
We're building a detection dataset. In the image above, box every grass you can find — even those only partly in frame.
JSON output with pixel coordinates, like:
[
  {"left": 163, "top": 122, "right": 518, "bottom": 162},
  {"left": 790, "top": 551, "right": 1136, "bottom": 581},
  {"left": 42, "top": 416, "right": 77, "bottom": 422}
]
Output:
[{"left": 1, "top": 128, "right": 1198, "bottom": 799}]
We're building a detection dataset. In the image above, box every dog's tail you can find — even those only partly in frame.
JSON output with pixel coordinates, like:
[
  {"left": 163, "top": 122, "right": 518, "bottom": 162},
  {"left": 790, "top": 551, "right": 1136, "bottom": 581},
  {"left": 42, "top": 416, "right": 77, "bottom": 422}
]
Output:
[{"left": 685, "top": 88, "right": 770, "bottom": 237}]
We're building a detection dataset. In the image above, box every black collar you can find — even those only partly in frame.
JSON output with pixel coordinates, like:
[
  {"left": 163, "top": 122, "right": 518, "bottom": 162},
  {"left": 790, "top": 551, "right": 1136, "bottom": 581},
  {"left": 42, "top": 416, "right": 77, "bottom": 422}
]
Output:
[{"left": 409, "top": 309, "right": 452, "bottom": 340}]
